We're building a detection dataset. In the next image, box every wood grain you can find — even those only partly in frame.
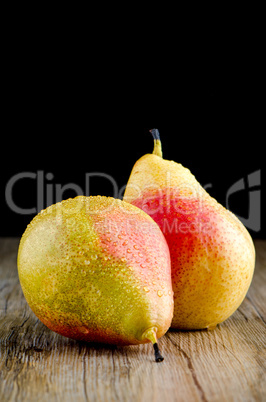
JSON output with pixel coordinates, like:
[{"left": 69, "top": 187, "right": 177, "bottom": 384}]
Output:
[{"left": 0, "top": 238, "right": 265, "bottom": 402}]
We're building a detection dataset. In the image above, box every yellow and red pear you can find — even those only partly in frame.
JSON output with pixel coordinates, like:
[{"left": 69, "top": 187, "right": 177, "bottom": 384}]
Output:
[
  {"left": 124, "top": 129, "right": 255, "bottom": 330},
  {"left": 18, "top": 196, "right": 173, "bottom": 361}
]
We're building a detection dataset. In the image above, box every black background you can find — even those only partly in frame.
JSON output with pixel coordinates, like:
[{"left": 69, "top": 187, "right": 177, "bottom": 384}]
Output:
[
  {"left": 1, "top": 29, "right": 265, "bottom": 239},
  {"left": 1, "top": 119, "right": 264, "bottom": 238}
]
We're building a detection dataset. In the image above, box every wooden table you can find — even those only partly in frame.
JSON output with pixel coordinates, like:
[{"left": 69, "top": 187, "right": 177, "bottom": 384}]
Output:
[{"left": 0, "top": 238, "right": 265, "bottom": 402}]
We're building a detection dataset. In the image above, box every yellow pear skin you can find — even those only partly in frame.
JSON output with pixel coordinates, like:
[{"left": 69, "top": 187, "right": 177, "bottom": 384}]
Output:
[
  {"left": 124, "top": 129, "right": 255, "bottom": 330},
  {"left": 18, "top": 196, "right": 173, "bottom": 361}
]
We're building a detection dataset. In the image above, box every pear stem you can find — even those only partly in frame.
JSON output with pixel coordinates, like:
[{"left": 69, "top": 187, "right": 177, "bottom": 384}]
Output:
[
  {"left": 149, "top": 128, "right": 163, "bottom": 158},
  {"left": 150, "top": 128, "right": 161, "bottom": 141},
  {"left": 141, "top": 326, "right": 164, "bottom": 363},
  {"left": 153, "top": 343, "right": 164, "bottom": 363}
]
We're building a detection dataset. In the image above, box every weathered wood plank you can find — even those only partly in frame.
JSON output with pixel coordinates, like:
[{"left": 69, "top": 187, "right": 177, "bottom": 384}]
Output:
[{"left": 0, "top": 238, "right": 265, "bottom": 402}]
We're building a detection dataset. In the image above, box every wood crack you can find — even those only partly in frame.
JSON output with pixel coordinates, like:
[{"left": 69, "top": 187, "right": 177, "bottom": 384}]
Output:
[
  {"left": 246, "top": 295, "right": 266, "bottom": 324},
  {"left": 111, "top": 348, "right": 120, "bottom": 401},
  {"left": 237, "top": 307, "right": 249, "bottom": 322},
  {"left": 166, "top": 334, "right": 208, "bottom": 402},
  {"left": 82, "top": 350, "right": 88, "bottom": 402},
  {"left": 4, "top": 292, "right": 11, "bottom": 315},
  {"left": 0, "top": 283, "right": 9, "bottom": 292},
  {"left": 19, "top": 316, "right": 30, "bottom": 328},
  {"left": 124, "top": 348, "right": 131, "bottom": 381}
]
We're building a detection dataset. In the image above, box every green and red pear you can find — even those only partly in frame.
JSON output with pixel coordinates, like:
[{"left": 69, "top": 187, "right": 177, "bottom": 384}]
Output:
[
  {"left": 124, "top": 129, "right": 255, "bottom": 330},
  {"left": 18, "top": 196, "right": 173, "bottom": 361}
]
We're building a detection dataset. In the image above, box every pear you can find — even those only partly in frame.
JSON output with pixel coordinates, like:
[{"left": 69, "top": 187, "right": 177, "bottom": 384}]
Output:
[
  {"left": 17, "top": 196, "right": 173, "bottom": 361},
  {"left": 124, "top": 129, "right": 255, "bottom": 330}
]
